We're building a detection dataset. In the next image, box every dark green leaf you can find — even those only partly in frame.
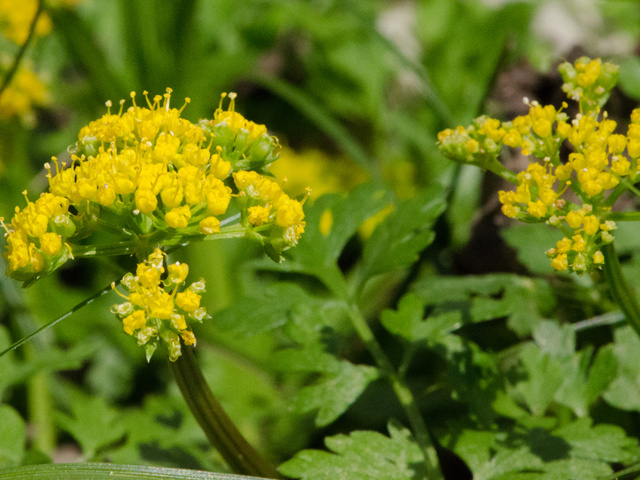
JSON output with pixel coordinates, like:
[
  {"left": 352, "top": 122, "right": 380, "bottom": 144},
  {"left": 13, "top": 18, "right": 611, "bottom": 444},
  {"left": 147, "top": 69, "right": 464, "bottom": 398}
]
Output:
[
  {"left": 359, "top": 187, "right": 445, "bottom": 283},
  {"left": 54, "top": 388, "right": 125, "bottom": 459},
  {"left": 286, "top": 183, "right": 394, "bottom": 290},
  {"left": 501, "top": 224, "right": 564, "bottom": 275},
  {"left": 276, "top": 346, "right": 379, "bottom": 427},
  {"left": 412, "top": 274, "right": 551, "bottom": 335},
  {"left": 213, "top": 283, "right": 324, "bottom": 336},
  {"left": 381, "top": 293, "right": 462, "bottom": 342}
]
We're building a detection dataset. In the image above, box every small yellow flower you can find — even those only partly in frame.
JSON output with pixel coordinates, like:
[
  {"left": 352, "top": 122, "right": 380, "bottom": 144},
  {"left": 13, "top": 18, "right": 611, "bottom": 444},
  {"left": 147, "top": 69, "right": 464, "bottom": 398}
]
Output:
[
  {"left": 199, "top": 216, "right": 221, "bottom": 234},
  {"left": 165, "top": 205, "right": 192, "bottom": 229},
  {"left": 551, "top": 253, "right": 568, "bottom": 271},
  {"left": 176, "top": 289, "right": 201, "bottom": 312},
  {"left": 123, "top": 310, "right": 146, "bottom": 335},
  {"left": 39, "top": 232, "right": 62, "bottom": 256},
  {"left": 248, "top": 205, "right": 271, "bottom": 226}
]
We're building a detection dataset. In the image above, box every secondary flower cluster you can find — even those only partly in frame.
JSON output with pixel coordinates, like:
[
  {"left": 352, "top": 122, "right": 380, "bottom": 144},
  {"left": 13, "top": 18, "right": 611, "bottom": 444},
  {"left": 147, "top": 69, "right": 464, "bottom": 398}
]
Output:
[
  {"left": 438, "top": 57, "right": 633, "bottom": 275},
  {"left": 2, "top": 89, "right": 306, "bottom": 285},
  {"left": 111, "top": 249, "right": 207, "bottom": 361},
  {"left": 1, "top": 192, "right": 74, "bottom": 282}
]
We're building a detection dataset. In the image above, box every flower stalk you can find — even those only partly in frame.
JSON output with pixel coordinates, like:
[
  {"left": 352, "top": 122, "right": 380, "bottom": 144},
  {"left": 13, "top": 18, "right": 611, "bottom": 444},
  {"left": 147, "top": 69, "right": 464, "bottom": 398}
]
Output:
[{"left": 169, "top": 346, "right": 281, "bottom": 479}]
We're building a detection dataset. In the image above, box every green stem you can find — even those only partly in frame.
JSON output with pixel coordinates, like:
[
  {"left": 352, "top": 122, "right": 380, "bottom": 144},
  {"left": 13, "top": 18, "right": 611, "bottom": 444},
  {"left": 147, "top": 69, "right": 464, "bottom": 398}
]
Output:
[
  {"left": 603, "top": 211, "right": 640, "bottom": 222},
  {"left": 601, "top": 243, "right": 640, "bottom": 337},
  {"left": 346, "top": 305, "right": 441, "bottom": 480},
  {"left": 169, "top": 346, "right": 281, "bottom": 479},
  {"left": 0, "top": 0, "right": 43, "bottom": 99}
]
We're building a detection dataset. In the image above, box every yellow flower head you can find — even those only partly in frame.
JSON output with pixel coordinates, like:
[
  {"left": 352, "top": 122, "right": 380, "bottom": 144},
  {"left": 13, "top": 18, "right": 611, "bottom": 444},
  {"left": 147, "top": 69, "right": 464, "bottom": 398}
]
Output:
[{"left": 111, "top": 248, "right": 209, "bottom": 362}]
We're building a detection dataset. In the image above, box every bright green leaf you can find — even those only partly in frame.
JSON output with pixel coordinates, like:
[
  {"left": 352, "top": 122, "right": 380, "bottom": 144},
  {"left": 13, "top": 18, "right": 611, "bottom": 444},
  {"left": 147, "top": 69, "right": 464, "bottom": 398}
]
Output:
[
  {"left": 359, "top": 187, "right": 445, "bottom": 283},
  {"left": 277, "top": 345, "right": 379, "bottom": 427},
  {"left": 54, "top": 388, "right": 125, "bottom": 460},
  {"left": 412, "top": 274, "right": 551, "bottom": 335},
  {"left": 0, "top": 405, "right": 25, "bottom": 468},
  {"left": 278, "top": 424, "right": 422, "bottom": 480}
]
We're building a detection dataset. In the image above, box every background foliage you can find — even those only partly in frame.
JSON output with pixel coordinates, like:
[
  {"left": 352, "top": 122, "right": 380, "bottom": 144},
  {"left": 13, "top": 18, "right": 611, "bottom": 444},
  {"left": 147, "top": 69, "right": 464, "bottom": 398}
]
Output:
[{"left": 4, "top": 0, "right": 640, "bottom": 479}]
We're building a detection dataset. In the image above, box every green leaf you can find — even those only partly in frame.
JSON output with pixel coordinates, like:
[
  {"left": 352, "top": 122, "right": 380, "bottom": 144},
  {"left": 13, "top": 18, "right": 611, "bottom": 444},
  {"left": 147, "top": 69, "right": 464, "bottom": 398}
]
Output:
[
  {"left": 0, "top": 406, "right": 25, "bottom": 468},
  {"left": 554, "top": 418, "right": 639, "bottom": 464},
  {"left": 618, "top": 56, "right": 640, "bottom": 100},
  {"left": 381, "top": 293, "right": 462, "bottom": 343},
  {"left": 501, "top": 224, "right": 564, "bottom": 275},
  {"left": 359, "top": 187, "right": 446, "bottom": 284},
  {"left": 54, "top": 388, "right": 125, "bottom": 460},
  {"left": 278, "top": 423, "right": 422, "bottom": 480},
  {"left": 604, "top": 325, "right": 640, "bottom": 411},
  {"left": 453, "top": 419, "right": 639, "bottom": 480},
  {"left": 285, "top": 183, "right": 394, "bottom": 291},
  {"left": 411, "top": 274, "right": 552, "bottom": 335},
  {"left": 213, "top": 283, "right": 324, "bottom": 336},
  {"left": 514, "top": 321, "right": 617, "bottom": 418},
  {"left": 276, "top": 346, "right": 379, "bottom": 427},
  {"left": 109, "top": 394, "right": 217, "bottom": 470},
  {"left": 515, "top": 343, "right": 565, "bottom": 416},
  {"left": 0, "top": 326, "right": 97, "bottom": 400}
]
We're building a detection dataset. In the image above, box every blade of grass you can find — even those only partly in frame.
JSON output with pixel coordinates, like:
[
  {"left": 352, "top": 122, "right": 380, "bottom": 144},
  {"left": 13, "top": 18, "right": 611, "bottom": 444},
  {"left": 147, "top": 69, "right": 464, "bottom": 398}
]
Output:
[
  {"left": 0, "top": 281, "right": 117, "bottom": 359},
  {"left": 0, "top": 463, "right": 276, "bottom": 479}
]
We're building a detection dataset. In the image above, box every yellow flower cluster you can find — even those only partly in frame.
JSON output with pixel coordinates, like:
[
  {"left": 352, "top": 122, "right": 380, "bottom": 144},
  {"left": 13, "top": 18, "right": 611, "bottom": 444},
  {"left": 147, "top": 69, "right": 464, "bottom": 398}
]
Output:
[
  {"left": 0, "top": 67, "right": 48, "bottom": 125},
  {"left": 111, "top": 249, "right": 207, "bottom": 362},
  {"left": 2, "top": 88, "right": 306, "bottom": 284},
  {"left": 1, "top": 191, "right": 74, "bottom": 281},
  {"left": 437, "top": 57, "right": 630, "bottom": 274},
  {"left": 233, "top": 170, "right": 306, "bottom": 248},
  {"left": 268, "top": 147, "right": 367, "bottom": 201}
]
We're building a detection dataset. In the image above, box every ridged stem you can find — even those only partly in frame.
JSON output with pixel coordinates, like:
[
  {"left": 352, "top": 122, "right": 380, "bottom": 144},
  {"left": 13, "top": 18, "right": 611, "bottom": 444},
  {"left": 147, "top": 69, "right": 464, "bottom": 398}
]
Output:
[
  {"left": 169, "top": 346, "right": 281, "bottom": 479},
  {"left": 346, "top": 305, "right": 442, "bottom": 480}
]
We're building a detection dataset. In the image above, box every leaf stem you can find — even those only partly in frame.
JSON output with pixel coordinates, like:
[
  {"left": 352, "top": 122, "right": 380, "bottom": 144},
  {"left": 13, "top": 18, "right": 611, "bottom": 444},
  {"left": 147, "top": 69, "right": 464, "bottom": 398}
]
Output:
[
  {"left": 601, "top": 243, "right": 640, "bottom": 337},
  {"left": 346, "top": 305, "right": 442, "bottom": 480},
  {"left": 168, "top": 346, "right": 281, "bottom": 479}
]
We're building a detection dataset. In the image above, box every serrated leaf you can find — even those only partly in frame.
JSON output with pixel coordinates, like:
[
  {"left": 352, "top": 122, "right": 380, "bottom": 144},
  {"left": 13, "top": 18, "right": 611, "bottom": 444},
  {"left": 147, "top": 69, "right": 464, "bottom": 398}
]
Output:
[
  {"left": 0, "top": 327, "right": 98, "bottom": 399},
  {"left": 277, "top": 346, "right": 379, "bottom": 427},
  {"left": 412, "top": 274, "right": 551, "bottom": 336},
  {"left": 108, "top": 394, "right": 215, "bottom": 470},
  {"left": 213, "top": 283, "right": 324, "bottom": 336},
  {"left": 501, "top": 224, "right": 564, "bottom": 275},
  {"left": 454, "top": 418, "right": 639, "bottom": 480},
  {"left": 515, "top": 321, "right": 617, "bottom": 418},
  {"left": 54, "top": 388, "right": 125, "bottom": 459},
  {"left": 380, "top": 293, "right": 430, "bottom": 342},
  {"left": 515, "top": 343, "right": 565, "bottom": 416},
  {"left": 0, "top": 405, "right": 25, "bottom": 468},
  {"left": 359, "top": 187, "right": 445, "bottom": 282},
  {"left": 284, "top": 183, "right": 394, "bottom": 289},
  {"left": 278, "top": 425, "right": 422, "bottom": 480},
  {"left": 554, "top": 418, "right": 639, "bottom": 464}
]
